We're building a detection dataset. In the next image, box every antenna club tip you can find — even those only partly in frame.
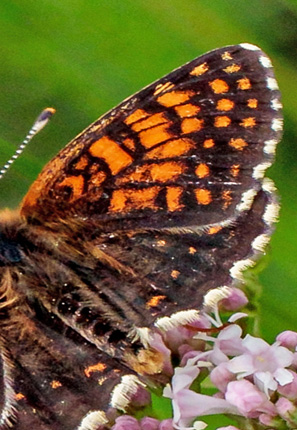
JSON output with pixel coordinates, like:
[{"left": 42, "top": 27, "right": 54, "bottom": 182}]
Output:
[
  {"left": 45, "top": 107, "right": 56, "bottom": 114},
  {"left": 35, "top": 107, "right": 56, "bottom": 128},
  {"left": 40, "top": 107, "right": 56, "bottom": 119}
]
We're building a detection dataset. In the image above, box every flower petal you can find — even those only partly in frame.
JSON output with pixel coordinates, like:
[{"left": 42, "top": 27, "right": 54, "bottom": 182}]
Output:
[
  {"left": 225, "top": 380, "right": 276, "bottom": 418},
  {"left": 172, "top": 389, "right": 239, "bottom": 428},
  {"left": 274, "top": 368, "right": 294, "bottom": 386}
]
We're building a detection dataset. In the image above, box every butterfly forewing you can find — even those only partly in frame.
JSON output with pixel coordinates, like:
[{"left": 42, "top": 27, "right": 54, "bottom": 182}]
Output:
[
  {"left": 21, "top": 44, "right": 281, "bottom": 226},
  {"left": 0, "top": 44, "right": 282, "bottom": 429}
]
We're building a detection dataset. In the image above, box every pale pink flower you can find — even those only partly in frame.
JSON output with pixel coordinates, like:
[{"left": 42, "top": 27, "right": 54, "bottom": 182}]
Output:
[
  {"left": 164, "top": 365, "right": 238, "bottom": 428},
  {"left": 292, "top": 352, "right": 297, "bottom": 368},
  {"left": 180, "top": 349, "right": 209, "bottom": 367},
  {"left": 227, "top": 335, "right": 293, "bottom": 396},
  {"left": 163, "top": 326, "right": 199, "bottom": 352},
  {"left": 112, "top": 415, "right": 140, "bottom": 430},
  {"left": 170, "top": 389, "right": 238, "bottom": 428},
  {"left": 225, "top": 380, "right": 276, "bottom": 418},
  {"left": 130, "top": 384, "right": 151, "bottom": 408},
  {"left": 219, "top": 288, "right": 248, "bottom": 311},
  {"left": 276, "top": 330, "right": 297, "bottom": 350},
  {"left": 140, "top": 417, "right": 159, "bottom": 430},
  {"left": 188, "top": 314, "right": 212, "bottom": 330},
  {"left": 207, "top": 324, "right": 244, "bottom": 366},
  {"left": 258, "top": 413, "right": 279, "bottom": 427},
  {"left": 159, "top": 419, "right": 174, "bottom": 430},
  {"left": 277, "top": 370, "right": 297, "bottom": 399},
  {"left": 228, "top": 312, "right": 248, "bottom": 323},
  {"left": 193, "top": 324, "right": 244, "bottom": 367},
  {"left": 210, "top": 361, "right": 235, "bottom": 392},
  {"left": 215, "top": 325, "right": 245, "bottom": 356},
  {"left": 275, "top": 397, "right": 295, "bottom": 419},
  {"left": 161, "top": 315, "right": 211, "bottom": 354}
]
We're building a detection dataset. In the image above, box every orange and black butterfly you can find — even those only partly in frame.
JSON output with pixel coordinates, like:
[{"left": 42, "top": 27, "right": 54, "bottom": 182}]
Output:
[{"left": 0, "top": 44, "right": 282, "bottom": 429}]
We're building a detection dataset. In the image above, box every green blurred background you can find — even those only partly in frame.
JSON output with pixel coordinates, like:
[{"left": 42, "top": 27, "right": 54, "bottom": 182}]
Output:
[{"left": 0, "top": 0, "right": 296, "bottom": 424}]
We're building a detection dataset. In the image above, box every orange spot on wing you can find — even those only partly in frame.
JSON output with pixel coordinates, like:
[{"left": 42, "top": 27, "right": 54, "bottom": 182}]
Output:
[
  {"left": 203, "top": 138, "right": 215, "bottom": 148},
  {"left": 240, "top": 117, "right": 256, "bottom": 128},
  {"left": 229, "top": 138, "right": 248, "bottom": 150},
  {"left": 157, "top": 90, "right": 195, "bottom": 107},
  {"left": 124, "top": 109, "right": 149, "bottom": 125},
  {"left": 84, "top": 362, "right": 107, "bottom": 378},
  {"left": 195, "top": 188, "right": 212, "bottom": 205},
  {"left": 190, "top": 62, "right": 209, "bottom": 76},
  {"left": 221, "top": 51, "right": 232, "bottom": 60},
  {"left": 231, "top": 164, "right": 240, "bottom": 177},
  {"left": 189, "top": 246, "right": 197, "bottom": 254},
  {"left": 139, "top": 123, "right": 172, "bottom": 148},
  {"left": 117, "top": 161, "right": 184, "bottom": 184},
  {"left": 144, "top": 138, "right": 195, "bottom": 160},
  {"left": 146, "top": 295, "right": 167, "bottom": 308},
  {"left": 195, "top": 163, "right": 209, "bottom": 178},
  {"left": 214, "top": 116, "right": 231, "bottom": 127},
  {"left": 175, "top": 103, "right": 200, "bottom": 118},
  {"left": 222, "top": 190, "right": 233, "bottom": 209},
  {"left": 109, "top": 189, "right": 126, "bottom": 212},
  {"left": 131, "top": 112, "right": 167, "bottom": 132},
  {"left": 89, "top": 137, "right": 133, "bottom": 175},
  {"left": 181, "top": 118, "right": 204, "bottom": 134},
  {"left": 51, "top": 380, "right": 62, "bottom": 389},
  {"left": 171, "top": 270, "right": 180, "bottom": 279},
  {"left": 151, "top": 162, "right": 184, "bottom": 182},
  {"left": 208, "top": 226, "right": 222, "bottom": 235},
  {"left": 109, "top": 187, "right": 160, "bottom": 212},
  {"left": 209, "top": 79, "right": 229, "bottom": 94},
  {"left": 237, "top": 78, "right": 251, "bottom": 90},
  {"left": 216, "top": 99, "right": 234, "bottom": 111},
  {"left": 157, "top": 239, "right": 166, "bottom": 246},
  {"left": 223, "top": 63, "right": 241, "bottom": 73},
  {"left": 57, "top": 175, "right": 84, "bottom": 201},
  {"left": 123, "top": 138, "right": 136, "bottom": 151},
  {"left": 166, "top": 186, "right": 184, "bottom": 211},
  {"left": 15, "top": 393, "right": 25, "bottom": 401},
  {"left": 153, "top": 81, "right": 175, "bottom": 96},
  {"left": 247, "top": 98, "right": 258, "bottom": 108},
  {"left": 74, "top": 155, "right": 89, "bottom": 170}
]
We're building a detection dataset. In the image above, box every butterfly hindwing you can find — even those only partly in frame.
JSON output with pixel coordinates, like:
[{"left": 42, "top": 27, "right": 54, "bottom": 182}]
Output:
[{"left": 0, "top": 273, "right": 131, "bottom": 430}]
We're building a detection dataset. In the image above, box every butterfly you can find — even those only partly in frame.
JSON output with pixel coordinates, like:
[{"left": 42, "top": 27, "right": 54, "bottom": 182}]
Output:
[{"left": 0, "top": 43, "right": 282, "bottom": 429}]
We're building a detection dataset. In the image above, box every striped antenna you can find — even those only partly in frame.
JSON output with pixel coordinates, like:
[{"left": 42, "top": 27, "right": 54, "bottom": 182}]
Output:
[{"left": 0, "top": 107, "right": 56, "bottom": 180}]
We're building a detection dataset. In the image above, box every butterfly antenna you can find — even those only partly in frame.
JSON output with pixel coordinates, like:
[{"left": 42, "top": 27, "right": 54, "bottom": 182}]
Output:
[{"left": 0, "top": 107, "right": 56, "bottom": 180}]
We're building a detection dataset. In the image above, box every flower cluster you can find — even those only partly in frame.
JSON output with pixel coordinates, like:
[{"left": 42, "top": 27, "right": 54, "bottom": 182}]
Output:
[{"left": 111, "top": 287, "right": 297, "bottom": 430}]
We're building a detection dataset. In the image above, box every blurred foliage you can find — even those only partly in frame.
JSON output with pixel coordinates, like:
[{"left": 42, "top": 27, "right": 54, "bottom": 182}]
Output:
[{"left": 0, "top": 0, "right": 296, "bottom": 426}]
